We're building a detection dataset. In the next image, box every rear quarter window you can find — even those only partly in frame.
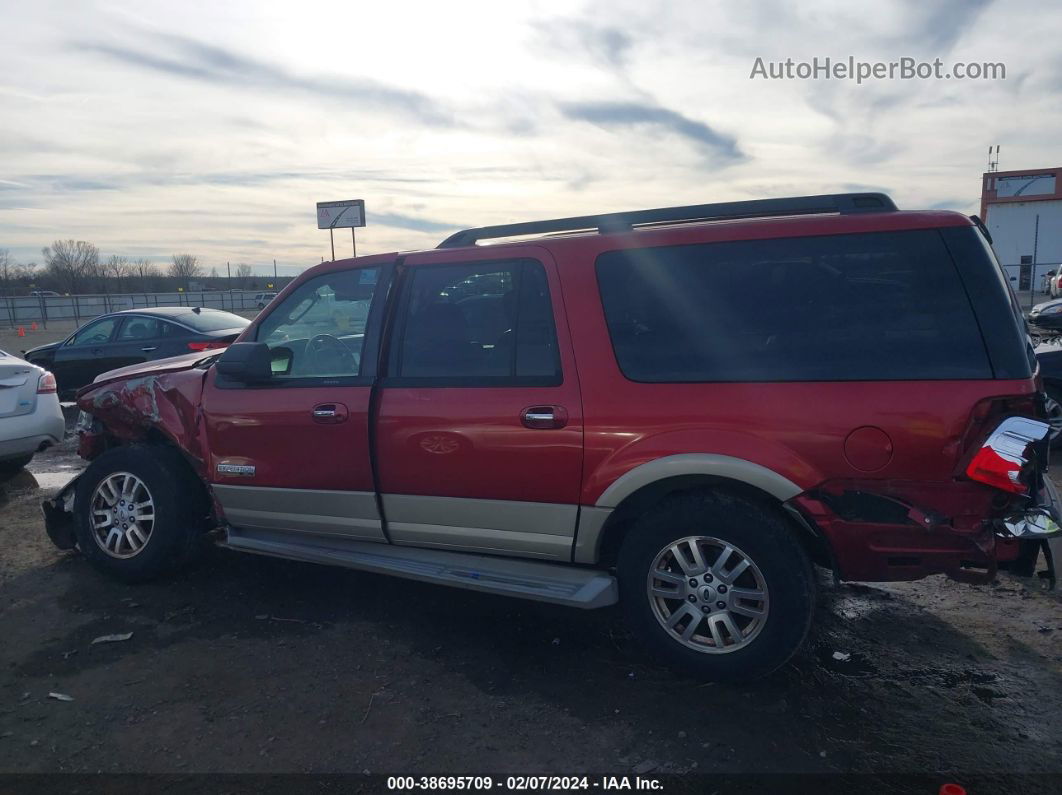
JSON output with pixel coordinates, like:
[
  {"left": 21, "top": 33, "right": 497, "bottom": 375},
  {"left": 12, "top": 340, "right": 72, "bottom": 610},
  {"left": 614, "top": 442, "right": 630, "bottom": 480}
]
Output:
[
  {"left": 179, "top": 310, "right": 250, "bottom": 332},
  {"left": 595, "top": 229, "right": 992, "bottom": 382}
]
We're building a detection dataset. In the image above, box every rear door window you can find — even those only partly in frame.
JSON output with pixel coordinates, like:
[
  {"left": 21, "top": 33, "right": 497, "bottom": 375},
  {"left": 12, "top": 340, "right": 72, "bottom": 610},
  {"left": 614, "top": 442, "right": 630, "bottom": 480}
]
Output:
[
  {"left": 596, "top": 229, "right": 992, "bottom": 381},
  {"left": 117, "top": 316, "right": 163, "bottom": 341},
  {"left": 390, "top": 259, "right": 561, "bottom": 384}
]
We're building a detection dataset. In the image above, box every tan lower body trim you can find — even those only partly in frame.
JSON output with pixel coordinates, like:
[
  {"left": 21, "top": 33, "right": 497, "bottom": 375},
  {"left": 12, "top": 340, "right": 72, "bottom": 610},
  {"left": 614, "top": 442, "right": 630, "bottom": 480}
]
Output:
[
  {"left": 213, "top": 485, "right": 385, "bottom": 542},
  {"left": 573, "top": 505, "right": 612, "bottom": 564},
  {"left": 382, "top": 494, "right": 577, "bottom": 561}
]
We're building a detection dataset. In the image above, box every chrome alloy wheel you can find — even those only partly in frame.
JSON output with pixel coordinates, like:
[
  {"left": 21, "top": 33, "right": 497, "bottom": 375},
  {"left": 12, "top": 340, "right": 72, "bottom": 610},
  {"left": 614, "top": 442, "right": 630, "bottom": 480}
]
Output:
[
  {"left": 90, "top": 472, "right": 156, "bottom": 559},
  {"left": 647, "top": 536, "right": 769, "bottom": 654}
]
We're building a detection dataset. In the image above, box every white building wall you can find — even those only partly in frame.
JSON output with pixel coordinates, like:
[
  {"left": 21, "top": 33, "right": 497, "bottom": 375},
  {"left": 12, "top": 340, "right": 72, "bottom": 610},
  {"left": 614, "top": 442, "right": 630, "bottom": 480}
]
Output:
[{"left": 986, "top": 200, "right": 1062, "bottom": 284}]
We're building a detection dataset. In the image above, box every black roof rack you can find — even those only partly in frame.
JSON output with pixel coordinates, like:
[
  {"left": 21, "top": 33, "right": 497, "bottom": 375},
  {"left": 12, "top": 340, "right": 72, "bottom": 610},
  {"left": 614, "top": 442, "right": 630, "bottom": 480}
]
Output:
[{"left": 437, "top": 192, "right": 898, "bottom": 249}]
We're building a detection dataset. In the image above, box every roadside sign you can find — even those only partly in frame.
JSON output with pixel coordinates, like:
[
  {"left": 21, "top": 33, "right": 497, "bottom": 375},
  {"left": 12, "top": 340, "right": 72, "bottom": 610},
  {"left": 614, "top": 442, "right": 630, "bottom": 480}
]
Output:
[{"left": 317, "top": 200, "right": 366, "bottom": 229}]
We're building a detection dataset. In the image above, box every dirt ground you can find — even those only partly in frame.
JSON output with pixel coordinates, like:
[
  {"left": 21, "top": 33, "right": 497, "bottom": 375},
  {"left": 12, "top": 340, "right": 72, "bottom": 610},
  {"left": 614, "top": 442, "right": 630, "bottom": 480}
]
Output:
[{"left": 1, "top": 416, "right": 1060, "bottom": 793}]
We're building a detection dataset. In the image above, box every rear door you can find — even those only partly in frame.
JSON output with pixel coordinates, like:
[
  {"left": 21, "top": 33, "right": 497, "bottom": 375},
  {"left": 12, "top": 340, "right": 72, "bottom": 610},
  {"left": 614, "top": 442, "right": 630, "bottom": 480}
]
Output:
[
  {"left": 201, "top": 261, "right": 390, "bottom": 540},
  {"left": 108, "top": 315, "right": 173, "bottom": 370},
  {"left": 374, "top": 247, "right": 583, "bottom": 561}
]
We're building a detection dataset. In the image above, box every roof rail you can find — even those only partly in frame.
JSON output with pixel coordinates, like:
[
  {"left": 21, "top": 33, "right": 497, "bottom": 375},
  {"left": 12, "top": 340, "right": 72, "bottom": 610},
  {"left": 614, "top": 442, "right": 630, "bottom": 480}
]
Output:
[{"left": 437, "top": 192, "right": 898, "bottom": 249}]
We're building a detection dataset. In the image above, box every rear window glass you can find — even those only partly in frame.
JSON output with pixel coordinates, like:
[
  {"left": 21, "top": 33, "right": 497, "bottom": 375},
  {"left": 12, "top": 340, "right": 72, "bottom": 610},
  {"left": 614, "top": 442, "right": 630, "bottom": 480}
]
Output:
[
  {"left": 596, "top": 229, "right": 991, "bottom": 382},
  {"left": 178, "top": 310, "right": 249, "bottom": 332}
]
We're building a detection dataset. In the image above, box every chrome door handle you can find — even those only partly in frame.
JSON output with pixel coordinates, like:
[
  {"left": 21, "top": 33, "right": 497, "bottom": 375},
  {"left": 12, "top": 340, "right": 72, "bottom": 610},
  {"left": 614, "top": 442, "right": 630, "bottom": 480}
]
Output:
[
  {"left": 521, "top": 405, "right": 569, "bottom": 429},
  {"left": 141, "top": 346, "right": 157, "bottom": 353},
  {"left": 312, "top": 403, "right": 349, "bottom": 424}
]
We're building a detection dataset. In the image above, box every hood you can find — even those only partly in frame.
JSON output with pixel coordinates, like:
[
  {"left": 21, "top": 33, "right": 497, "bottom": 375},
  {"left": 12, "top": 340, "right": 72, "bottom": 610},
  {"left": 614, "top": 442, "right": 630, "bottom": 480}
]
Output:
[
  {"left": 1030, "top": 299, "right": 1062, "bottom": 316},
  {"left": 79, "top": 351, "right": 219, "bottom": 396},
  {"left": 23, "top": 340, "right": 61, "bottom": 357}
]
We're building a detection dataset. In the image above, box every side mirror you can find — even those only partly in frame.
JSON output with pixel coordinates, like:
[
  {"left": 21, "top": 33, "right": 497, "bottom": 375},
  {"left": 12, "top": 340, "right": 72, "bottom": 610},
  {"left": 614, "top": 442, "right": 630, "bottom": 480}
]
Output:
[{"left": 216, "top": 342, "right": 272, "bottom": 383}]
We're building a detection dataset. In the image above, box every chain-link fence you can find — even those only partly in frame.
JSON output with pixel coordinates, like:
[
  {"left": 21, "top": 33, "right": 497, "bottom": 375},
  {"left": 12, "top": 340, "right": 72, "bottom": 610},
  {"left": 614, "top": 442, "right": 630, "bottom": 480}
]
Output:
[{"left": 2, "top": 290, "right": 273, "bottom": 328}]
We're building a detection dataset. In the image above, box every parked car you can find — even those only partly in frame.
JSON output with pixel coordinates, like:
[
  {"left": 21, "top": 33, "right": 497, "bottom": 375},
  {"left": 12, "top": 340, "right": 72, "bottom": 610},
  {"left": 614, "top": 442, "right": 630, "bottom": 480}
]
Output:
[
  {"left": 23, "top": 307, "right": 249, "bottom": 399},
  {"left": 0, "top": 350, "right": 64, "bottom": 473},
  {"left": 1049, "top": 271, "right": 1062, "bottom": 299},
  {"left": 43, "top": 193, "right": 1060, "bottom": 681},
  {"left": 253, "top": 292, "right": 277, "bottom": 309},
  {"left": 29, "top": 290, "right": 60, "bottom": 298},
  {"left": 1027, "top": 298, "right": 1062, "bottom": 335}
]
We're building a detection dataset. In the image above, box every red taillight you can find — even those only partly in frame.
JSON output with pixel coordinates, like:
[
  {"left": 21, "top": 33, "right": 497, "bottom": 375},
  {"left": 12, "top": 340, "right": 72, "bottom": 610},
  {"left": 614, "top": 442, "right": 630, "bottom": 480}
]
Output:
[
  {"left": 964, "top": 417, "right": 1049, "bottom": 495},
  {"left": 187, "top": 341, "right": 228, "bottom": 352},
  {"left": 966, "top": 446, "right": 1028, "bottom": 494},
  {"left": 37, "top": 371, "right": 57, "bottom": 394}
]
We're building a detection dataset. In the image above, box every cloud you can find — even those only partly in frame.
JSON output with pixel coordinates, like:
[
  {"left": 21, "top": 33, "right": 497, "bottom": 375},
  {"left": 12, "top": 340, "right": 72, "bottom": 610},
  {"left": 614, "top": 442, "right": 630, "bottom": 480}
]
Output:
[
  {"left": 531, "top": 19, "right": 634, "bottom": 68},
  {"left": 559, "top": 101, "right": 745, "bottom": 163},
  {"left": 75, "top": 32, "right": 455, "bottom": 126},
  {"left": 371, "top": 212, "right": 460, "bottom": 234},
  {"left": 897, "top": 0, "right": 995, "bottom": 53}
]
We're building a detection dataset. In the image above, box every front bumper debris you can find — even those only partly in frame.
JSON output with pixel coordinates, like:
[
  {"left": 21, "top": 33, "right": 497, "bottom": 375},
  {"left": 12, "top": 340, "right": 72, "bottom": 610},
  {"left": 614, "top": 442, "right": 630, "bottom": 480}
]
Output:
[{"left": 41, "top": 475, "right": 79, "bottom": 550}]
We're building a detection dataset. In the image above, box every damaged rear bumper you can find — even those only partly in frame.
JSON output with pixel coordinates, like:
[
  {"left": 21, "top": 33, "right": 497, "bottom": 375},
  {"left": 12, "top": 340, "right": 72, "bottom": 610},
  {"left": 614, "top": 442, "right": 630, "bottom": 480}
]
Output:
[{"left": 998, "top": 473, "right": 1062, "bottom": 588}]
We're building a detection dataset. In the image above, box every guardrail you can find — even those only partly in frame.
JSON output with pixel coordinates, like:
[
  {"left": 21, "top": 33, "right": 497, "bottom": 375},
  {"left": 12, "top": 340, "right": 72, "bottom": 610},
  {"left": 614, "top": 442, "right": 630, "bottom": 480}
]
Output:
[{"left": 2, "top": 291, "right": 270, "bottom": 327}]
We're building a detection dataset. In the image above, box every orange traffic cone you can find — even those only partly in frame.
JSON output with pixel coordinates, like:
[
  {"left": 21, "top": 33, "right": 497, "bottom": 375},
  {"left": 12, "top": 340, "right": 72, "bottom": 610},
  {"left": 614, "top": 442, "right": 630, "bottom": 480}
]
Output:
[
  {"left": 30, "top": 322, "right": 37, "bottom": 331},
  {"left": 17, "top": 326, "right": 25, "bottom": 337}
]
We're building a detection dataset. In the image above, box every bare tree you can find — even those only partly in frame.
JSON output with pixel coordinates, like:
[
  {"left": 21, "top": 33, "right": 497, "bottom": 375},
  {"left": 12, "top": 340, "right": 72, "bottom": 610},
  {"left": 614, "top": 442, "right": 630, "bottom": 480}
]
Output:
[
  {"left": 131, "top": 258, "right": 158, "bottom": 291},
  {"left": 234, "top": 263, "right": 253, "bottom": 288},
  {"left": 0, "top": 249, "right": 11, "bottom": 295},
  {"left": 42, "top": 239, "right": 99, "bottom": 294},
  {"left": 105, "top": 255, "right": 129, "bottom": 293},
  {"left": 15, "top": 261, "right": 38, "bottom": 286},
  {"left": 170, "top": 253, "right": 201, "bottom": 281}
]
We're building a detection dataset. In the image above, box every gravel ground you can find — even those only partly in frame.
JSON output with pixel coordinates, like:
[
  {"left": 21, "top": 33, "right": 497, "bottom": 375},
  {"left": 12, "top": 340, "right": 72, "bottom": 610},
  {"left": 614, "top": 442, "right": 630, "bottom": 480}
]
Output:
[{"left": 0, "top": 416, "right": 1060, "bottom": 793}]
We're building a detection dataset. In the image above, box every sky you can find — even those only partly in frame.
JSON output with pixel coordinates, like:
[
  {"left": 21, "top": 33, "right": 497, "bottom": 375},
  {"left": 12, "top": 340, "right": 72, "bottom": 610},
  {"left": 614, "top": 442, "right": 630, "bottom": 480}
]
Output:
[{"left": 1, "top": 0, "right": 1060, "bottom": 277}]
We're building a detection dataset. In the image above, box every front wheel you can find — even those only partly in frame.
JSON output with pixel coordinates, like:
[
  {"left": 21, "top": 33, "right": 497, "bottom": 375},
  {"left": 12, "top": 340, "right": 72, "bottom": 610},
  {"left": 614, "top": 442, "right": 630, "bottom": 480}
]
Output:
[
  {"left": 617, "top": 492, "right": 815, "bottom": 681},
  {"left": 74, "top": 445, "right": 209, "bottom": 581}
]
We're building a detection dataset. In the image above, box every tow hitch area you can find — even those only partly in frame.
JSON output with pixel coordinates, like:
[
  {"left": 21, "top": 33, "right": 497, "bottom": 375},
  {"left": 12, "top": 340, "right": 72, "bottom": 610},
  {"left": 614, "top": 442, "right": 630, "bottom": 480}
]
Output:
[{"left": 41, "top": 476, "right": 79, "bottom": 551}]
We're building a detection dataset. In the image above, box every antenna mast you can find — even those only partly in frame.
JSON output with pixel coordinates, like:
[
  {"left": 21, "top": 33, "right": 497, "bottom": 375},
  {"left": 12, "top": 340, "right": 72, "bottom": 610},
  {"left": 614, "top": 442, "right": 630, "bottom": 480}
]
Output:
[{"left": 987, "top": 144, "right": 1000, "bottom": 173}]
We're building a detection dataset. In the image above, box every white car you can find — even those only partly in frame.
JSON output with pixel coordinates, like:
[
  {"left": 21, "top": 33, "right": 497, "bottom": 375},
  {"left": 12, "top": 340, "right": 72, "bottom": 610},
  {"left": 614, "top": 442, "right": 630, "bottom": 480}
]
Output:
[
  {"left": 253, "top": 292, "right": 277, "bottom": 309},
  {"left": 0, "top": 350, "right": 65, "bottom": 472}
]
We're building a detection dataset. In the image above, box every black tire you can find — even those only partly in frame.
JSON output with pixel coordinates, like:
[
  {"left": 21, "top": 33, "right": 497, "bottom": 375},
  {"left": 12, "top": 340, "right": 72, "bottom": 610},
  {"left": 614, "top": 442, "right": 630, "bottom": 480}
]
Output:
[
  {"left": 0, "top": 454, "right": 34, "bottom": 474},
  {"left": 74, "top": 444, "right": 210, "bottom": 582},
  {"left": 617, "top": 491, "right": 815, "bottom": 682}
]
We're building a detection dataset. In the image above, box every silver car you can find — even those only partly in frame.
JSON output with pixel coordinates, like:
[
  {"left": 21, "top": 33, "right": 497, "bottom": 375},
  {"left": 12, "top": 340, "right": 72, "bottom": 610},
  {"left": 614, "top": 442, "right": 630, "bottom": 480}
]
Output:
[{"left": 0, "top": 350, "right": 65, "bottom": 472}]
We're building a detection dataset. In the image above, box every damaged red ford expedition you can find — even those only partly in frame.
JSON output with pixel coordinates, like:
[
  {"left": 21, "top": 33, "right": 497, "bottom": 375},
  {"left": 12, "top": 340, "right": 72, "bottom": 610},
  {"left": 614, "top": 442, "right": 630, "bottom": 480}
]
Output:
[{"left": 43, "top": 193, "right": 1062, "bottom": 681}]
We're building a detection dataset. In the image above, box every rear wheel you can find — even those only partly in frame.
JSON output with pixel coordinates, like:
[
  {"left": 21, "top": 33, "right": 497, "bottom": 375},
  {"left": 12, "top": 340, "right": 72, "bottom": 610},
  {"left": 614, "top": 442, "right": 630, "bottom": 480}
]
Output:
[
  {"left": 617, "top": 491, "right": 815, "bottom": 681},
  {"left": 74, "top": 445, "right": 209, "bottom": 581}
]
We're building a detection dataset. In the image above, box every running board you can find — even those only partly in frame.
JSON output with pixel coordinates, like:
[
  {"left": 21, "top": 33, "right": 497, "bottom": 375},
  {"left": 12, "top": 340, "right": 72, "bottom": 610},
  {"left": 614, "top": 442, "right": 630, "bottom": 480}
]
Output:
[{"left": 222, "top": 527, "right": 618, "bottom": 609}]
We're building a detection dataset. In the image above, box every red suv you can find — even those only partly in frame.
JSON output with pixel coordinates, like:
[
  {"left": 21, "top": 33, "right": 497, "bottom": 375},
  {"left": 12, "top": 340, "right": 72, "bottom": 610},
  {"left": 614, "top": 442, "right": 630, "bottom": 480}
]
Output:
[{"left": 44, "top": 193, "right": 1061, "bottom": 681}]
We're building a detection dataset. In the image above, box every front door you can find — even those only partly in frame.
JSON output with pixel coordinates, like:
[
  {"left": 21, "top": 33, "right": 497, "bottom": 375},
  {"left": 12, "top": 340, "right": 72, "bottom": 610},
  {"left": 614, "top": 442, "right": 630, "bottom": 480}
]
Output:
[
  {"left": 201, "top": 260, "right": 390, "bottom": 541},
  {"left": 51, "top": 315, "right": 123, "bottom": 394},
  {"left": 374, "top": 248, "right": 583, "bottom": 561}
]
